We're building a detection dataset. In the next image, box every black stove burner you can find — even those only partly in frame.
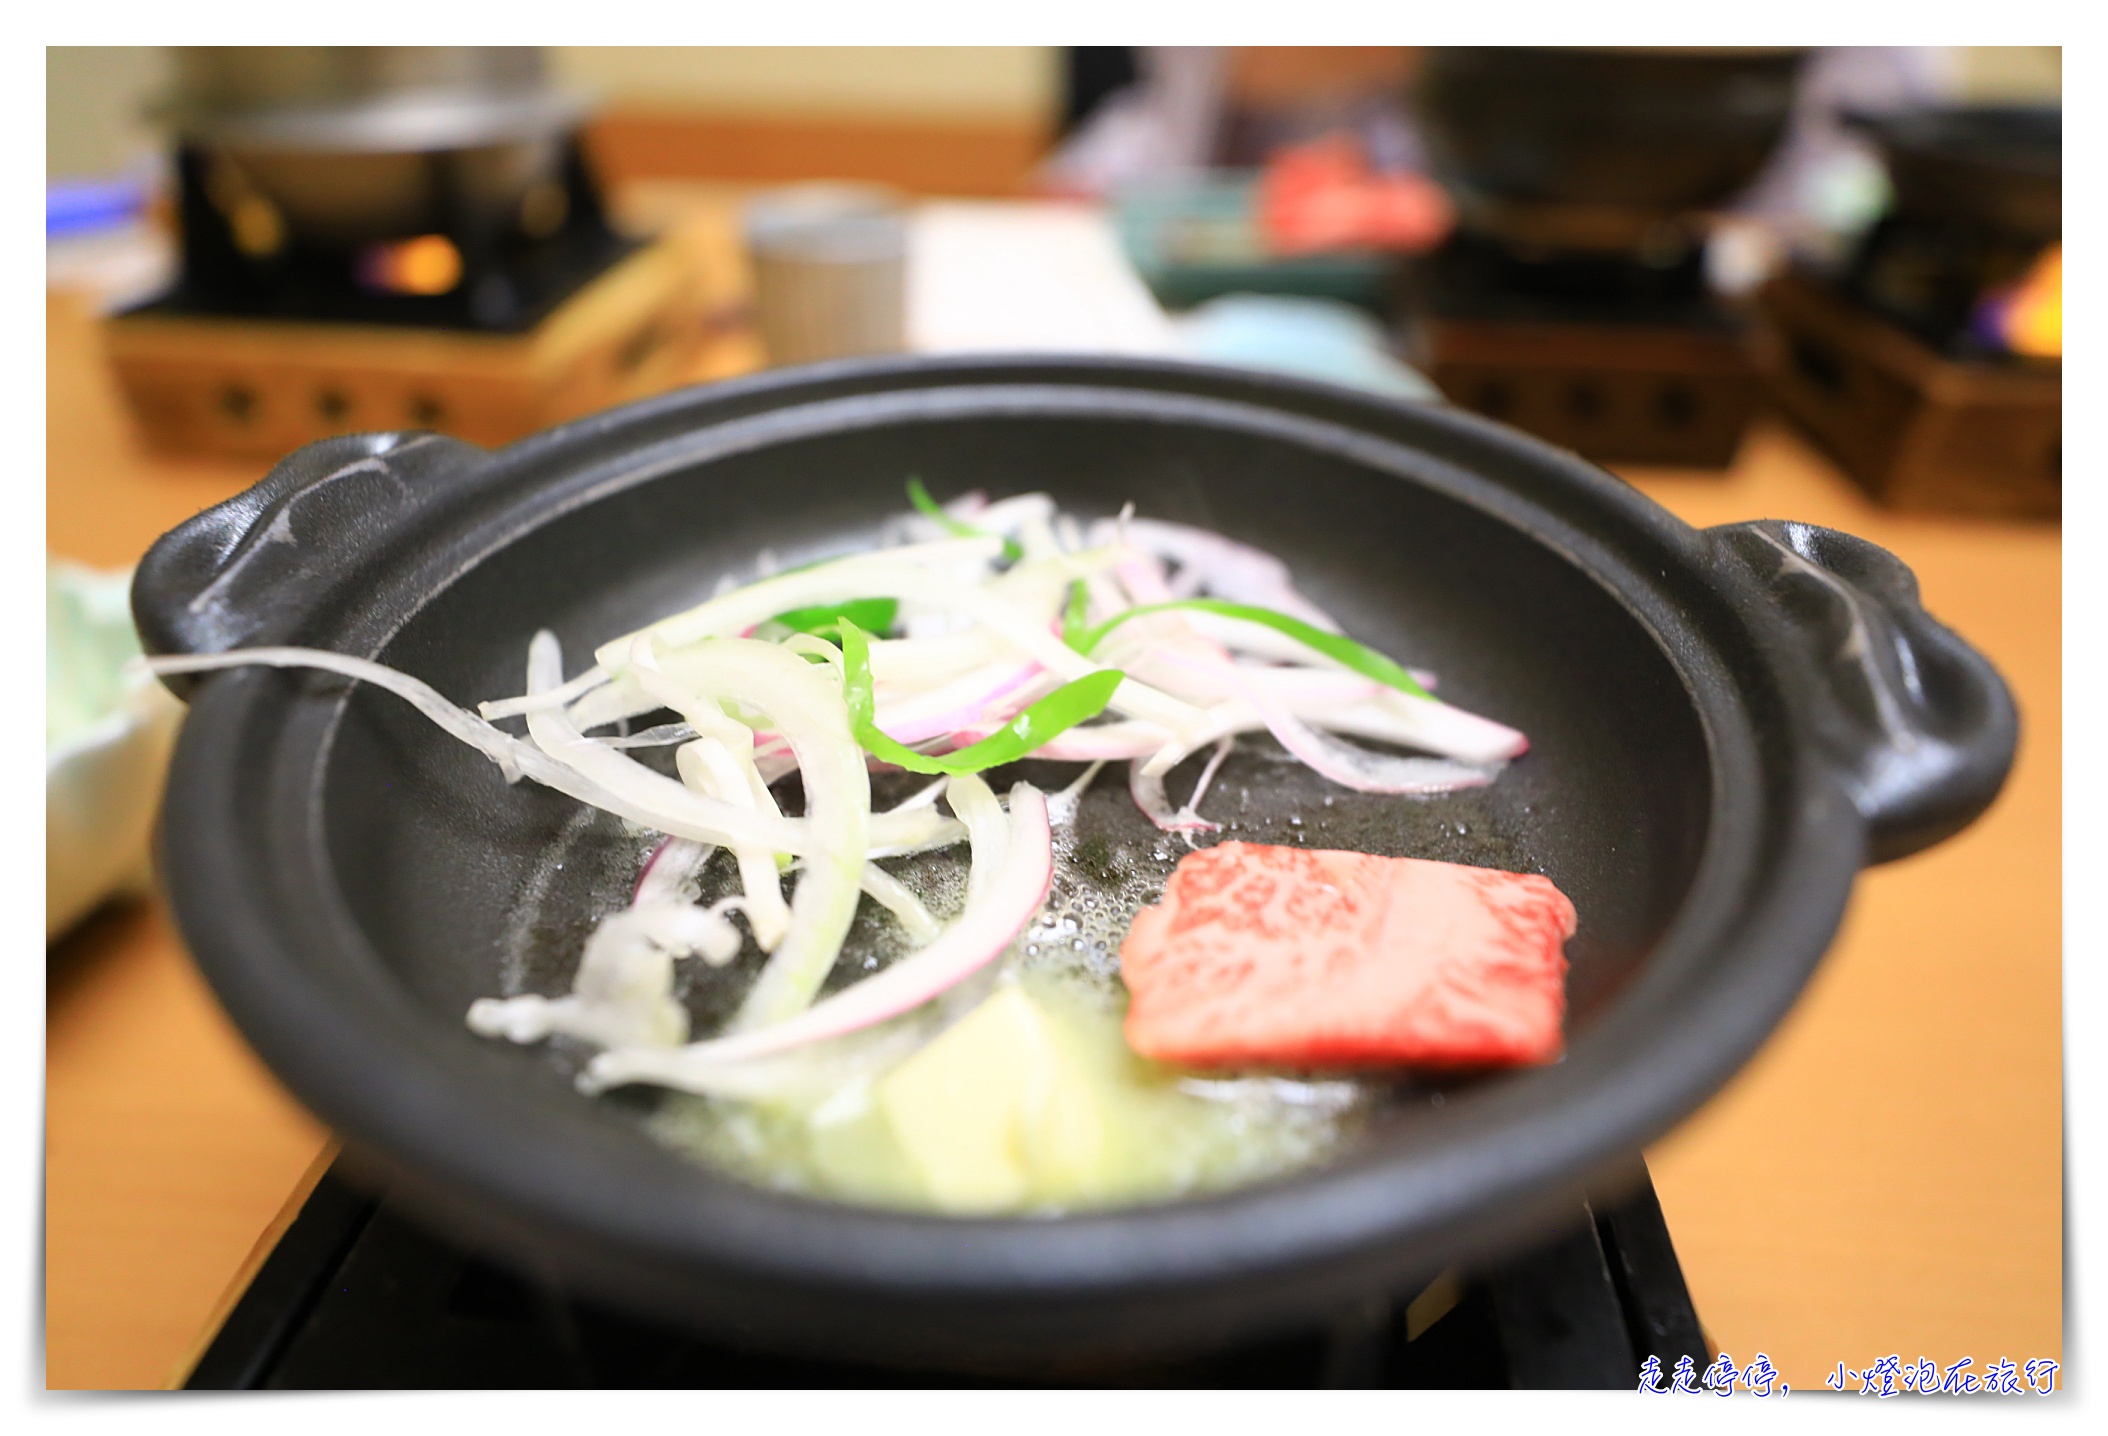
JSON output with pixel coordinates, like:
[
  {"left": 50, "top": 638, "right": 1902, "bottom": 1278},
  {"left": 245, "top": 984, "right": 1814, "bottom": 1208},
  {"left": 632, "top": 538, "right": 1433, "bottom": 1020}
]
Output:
[
  {"left": 1406, "top": 231, "right": 1725, "bottom": 330},
  {"left": 1408, "top": 231, "right": 1720, "bottom": 324},
  {"left": 1841, "top": 215, "right": 2053, "bottom": 363},
  {"left": 129, "top": 137, "right": 638, "bottom": 335},
  {"left": 1395, "top": 232, "right": 1759, "bottom": 466},
  {"left": 186, "top": 1159, "right": 1708, "bottom": 1390}
]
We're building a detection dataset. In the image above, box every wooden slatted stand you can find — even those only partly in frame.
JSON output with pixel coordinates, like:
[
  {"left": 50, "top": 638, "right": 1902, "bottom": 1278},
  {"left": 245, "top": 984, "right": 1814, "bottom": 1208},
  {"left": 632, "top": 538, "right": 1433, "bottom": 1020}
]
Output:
[
  {"left": 1756, "top": 272, "right": 2060, "bottom": 520},
  {"left": 102, "top": 222, "right": 725, "bottom": 459}
]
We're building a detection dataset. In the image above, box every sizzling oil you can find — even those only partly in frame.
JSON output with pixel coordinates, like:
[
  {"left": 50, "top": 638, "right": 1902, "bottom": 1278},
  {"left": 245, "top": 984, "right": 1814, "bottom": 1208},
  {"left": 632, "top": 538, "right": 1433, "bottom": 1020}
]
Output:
[{"left": 528, "top": 742, "right": 1523, "bottom": 1212}]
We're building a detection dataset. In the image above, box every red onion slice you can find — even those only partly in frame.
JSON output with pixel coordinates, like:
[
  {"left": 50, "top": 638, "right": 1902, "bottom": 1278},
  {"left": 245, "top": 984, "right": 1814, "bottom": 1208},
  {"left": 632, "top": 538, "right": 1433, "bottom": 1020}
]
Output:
[
  {"left": 1094, "top": 517, "right": 1342, "bottom": 632},
  {"left": 1235, "top": 674, "right": 1497, "bottom": 794},
  {"left": 943, "top": 717, "right": 1172, "bottom": 762},
  {"left": 873, "top": 660, "right": 1047, "bottom": 745},
  {"left": 633, "top": 837, "right": 713, "bottom": 905}
]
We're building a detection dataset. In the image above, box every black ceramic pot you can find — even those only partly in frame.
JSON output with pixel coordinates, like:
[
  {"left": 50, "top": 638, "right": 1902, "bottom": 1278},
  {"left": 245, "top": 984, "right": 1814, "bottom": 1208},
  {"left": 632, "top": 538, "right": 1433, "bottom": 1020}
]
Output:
[
  {"left": 135, "top": 356, "right": 2014, "bottom": 1373},
  {"left": 1410, "top": 47, "right": 1805, "bottom": 253},
  {"left": 1836, "top": 107, "right": 2060, "bottom": 357},
  {"left": 1847, "top": 105, "right": 2062, "bottom": 243}
]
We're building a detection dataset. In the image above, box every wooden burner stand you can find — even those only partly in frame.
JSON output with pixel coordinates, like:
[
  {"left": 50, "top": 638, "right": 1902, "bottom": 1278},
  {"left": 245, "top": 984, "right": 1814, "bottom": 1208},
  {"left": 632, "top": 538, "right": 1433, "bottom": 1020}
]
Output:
[
  {"left": 1755, "top": 272, "right": 2060, "bottom": 520},
  {"left": 101, "top": 221, "right": 725, "bottom": 461},
  {"left": 1405, "top": 310, "right": 1762, "bottom": 470}
]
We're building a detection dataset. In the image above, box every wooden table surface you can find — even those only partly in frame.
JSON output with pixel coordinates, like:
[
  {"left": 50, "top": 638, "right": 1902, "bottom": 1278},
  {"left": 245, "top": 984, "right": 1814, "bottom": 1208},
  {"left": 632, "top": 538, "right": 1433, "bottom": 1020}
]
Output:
[{"left": 44, "top": 202, "right": 2061, "bottom": 1391}]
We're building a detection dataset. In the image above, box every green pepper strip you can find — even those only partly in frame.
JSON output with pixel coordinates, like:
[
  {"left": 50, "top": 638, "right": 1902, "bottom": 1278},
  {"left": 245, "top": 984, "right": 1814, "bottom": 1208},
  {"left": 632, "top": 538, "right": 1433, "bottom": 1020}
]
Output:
[
  {"left": 1069, "top": 598, "right": 1433, "bottom": 701},
  {"left": 764, "top": 597, "right": 899, "bottom": 637},
  {"left": 907, "top": 477, "right": 1024, "bottom": 564},
  {"left": 829, "top": 619, "right": 1124, "bottom": 775},
  {"left": 1061, "top": 580, "right": 1090, "bottom": 649}
]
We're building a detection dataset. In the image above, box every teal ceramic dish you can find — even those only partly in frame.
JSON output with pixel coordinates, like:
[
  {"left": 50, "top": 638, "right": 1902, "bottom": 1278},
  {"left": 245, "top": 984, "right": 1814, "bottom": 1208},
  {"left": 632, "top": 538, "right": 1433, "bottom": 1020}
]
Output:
[{"left": 1112, "top": 176, "right": 1399, "bottom": 313}]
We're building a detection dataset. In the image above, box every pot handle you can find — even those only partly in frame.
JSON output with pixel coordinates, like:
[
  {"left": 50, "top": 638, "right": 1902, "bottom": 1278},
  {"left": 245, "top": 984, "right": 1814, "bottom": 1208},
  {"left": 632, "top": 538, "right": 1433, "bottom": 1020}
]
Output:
[
  {"left": 132, "top": 430, "right": 488, "bottom": 699},
  {"left": 1708, "top": 520, "right": 2018, "bottom": 864}
]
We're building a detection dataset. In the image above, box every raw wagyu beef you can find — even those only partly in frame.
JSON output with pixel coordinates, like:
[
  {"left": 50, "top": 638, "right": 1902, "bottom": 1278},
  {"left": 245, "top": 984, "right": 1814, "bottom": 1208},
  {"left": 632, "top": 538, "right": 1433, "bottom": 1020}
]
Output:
[{"left": 1119, "top": 842, "right": 1576, "bottom": 1069}]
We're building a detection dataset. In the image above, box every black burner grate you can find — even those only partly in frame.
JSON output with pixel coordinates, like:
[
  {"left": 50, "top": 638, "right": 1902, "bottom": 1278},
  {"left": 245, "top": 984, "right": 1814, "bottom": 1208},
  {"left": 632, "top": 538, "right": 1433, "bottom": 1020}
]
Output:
[
  {"left": 187, "top": 1159, "right": 1708, "bottom": 1390},
  {"left": 128, "top": 137, "right": 638, "bottom": 334}
]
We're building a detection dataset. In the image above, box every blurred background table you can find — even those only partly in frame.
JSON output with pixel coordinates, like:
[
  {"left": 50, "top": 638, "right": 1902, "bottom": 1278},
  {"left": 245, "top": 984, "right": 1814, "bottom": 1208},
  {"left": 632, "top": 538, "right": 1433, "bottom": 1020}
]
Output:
[{"left": 45, "top": 190, "right": 2059, "bottom": 1390}]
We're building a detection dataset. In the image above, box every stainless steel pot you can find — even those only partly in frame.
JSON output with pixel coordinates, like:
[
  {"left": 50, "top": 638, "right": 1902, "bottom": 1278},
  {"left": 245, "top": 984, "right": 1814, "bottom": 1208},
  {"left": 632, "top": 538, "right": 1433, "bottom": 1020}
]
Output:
[{"left": 160, "top": 46, "right": 587, "bottom": 248}]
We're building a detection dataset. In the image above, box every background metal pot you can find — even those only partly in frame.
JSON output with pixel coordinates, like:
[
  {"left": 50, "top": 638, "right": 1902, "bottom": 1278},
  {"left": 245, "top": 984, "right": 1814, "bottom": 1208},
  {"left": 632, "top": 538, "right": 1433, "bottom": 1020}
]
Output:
[
  {"left": 160, "top": 46, "right": 586, "bottom": 249},
  {"left": 1409, "top": 47, "right": 1806, "bottom": 252}
]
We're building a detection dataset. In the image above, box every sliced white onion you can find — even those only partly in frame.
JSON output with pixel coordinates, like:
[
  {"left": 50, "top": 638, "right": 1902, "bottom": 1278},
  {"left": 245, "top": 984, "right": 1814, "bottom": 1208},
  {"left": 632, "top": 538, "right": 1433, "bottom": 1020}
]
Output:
[
  {"left": 674, "top": 735, "right": 792, "bottom": 952},
  {"left": 600, "top": 722, "right": 699, "bottom": 750},
  {"left": 904, "top": 491, "right": 1061, "bottom": 557},
  {"left": 1186, "top": 735, "right": 1236, "bottom": 813},
  {"left": 593, "top": 537, "right": 1007, "bottom": 668},
  {"left": 596, "top": 553, "right": 1205, "bottom": 737},
  {"left": 1226, "top": 666, "right": 1498, "bottom": 795},
  {"left": 478, "top": 662, "right": 611, "bottom": 720},
  {"left": 555, "top": 697, "right": 971, "bottom": 852},
  {"left": 857, "top": 863, "right": 941, "bottom": 944},
  {"left": 942, "top": 772, "right": 1010, "bottom": 909},
  {"left": 1112, "top": 547, "right": 1176, "bottom": 607},
  {"left": 1127, "top": 670, "right": 1522, "bottom": 766},
  {"left": 467, "top": 650, "right": 722, "bottom": 1053},
  {"left": 518, "top": 635, "right": 816, "bottom": 854},
  {"left": 467, "top": 899, "right": 739, "bottom": 1051},
  {"left": 868, "top": 805, "right": 969, "bottom": 856},
  {"left": 145, "top": 648, "right": 806, "bottom": 852},
  {"left": 627, "top": 636, "right": 872, "bottom": 1031},
  {"left": 1128, "top": 762, "right": 1206, "bottom": 832},
  {"left": 1129, "top": 734, "right": 1235, "bottom": 833},
  {"left": 1129, "top": 644, "right": 1525, "bottom": 772},
  {"left": 564, "top": 672, "right": 662, "bottom": 734},
  {"left": 885, "top": 777, "right": 951, "bottom": 814},
  {"left": 1045, "top": 759, "right": 1108, "bottom": 827},
  {"left": 973, "top": 492, "right": 1058, "bottom": 542},
  {"left": 917, "top": 575, "right": 1204, "bottom": 734},
  {"left": 149, "top": 647, "right": 532, "bottom": 778},
  {"left": 869, "top": 629, "right": 1007, "bottom": 689},
  {"left": 582, "top": 783, "right": 1052, "bottom": 1091}
]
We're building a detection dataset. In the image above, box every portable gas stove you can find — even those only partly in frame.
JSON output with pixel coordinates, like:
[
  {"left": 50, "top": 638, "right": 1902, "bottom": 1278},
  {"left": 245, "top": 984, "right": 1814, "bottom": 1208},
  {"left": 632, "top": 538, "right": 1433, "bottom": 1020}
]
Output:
[
  {"left": 1400, "top": 232, "right": 1760, "bottom": 469},
  {"left": 102, "top": 47, "right": 716, "bottom": 458},
  {"left": 182, "top": 1157, "right": 1706, "bottom": 1389},
  {"left": 1755, "top": 106, "right": 2060, "bottom": 519},
  {"left": 1756, "top": 267, "right": 2058, "bottom": 519},
  {"left": 1394, "top": 48, "right": 1801, "bottom": 470}
]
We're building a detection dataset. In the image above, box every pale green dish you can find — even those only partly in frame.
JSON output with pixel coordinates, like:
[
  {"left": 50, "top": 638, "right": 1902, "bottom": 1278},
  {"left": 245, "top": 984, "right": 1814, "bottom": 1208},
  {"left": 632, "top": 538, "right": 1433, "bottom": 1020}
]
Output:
[{"left": 47, "top": 560, "right": 181, "bottom": 939}]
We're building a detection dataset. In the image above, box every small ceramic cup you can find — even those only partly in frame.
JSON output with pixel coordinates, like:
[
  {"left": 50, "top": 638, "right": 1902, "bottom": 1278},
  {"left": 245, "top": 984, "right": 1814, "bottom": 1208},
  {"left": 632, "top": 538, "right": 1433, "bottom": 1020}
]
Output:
[{"left": 743, "top": 183, "right": 908, "bottom": 367}]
